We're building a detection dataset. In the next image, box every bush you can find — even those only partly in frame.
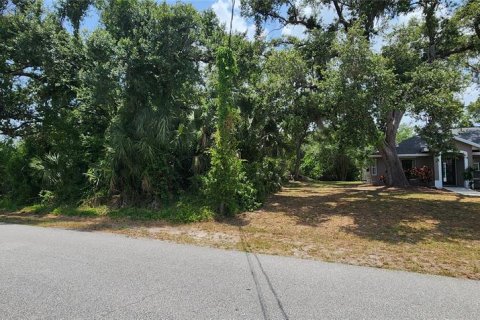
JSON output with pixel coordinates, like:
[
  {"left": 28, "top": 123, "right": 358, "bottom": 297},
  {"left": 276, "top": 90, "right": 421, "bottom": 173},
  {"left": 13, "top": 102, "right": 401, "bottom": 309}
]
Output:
[
  {"left": 408, "top": 166, "right": 433, "bottom": 185},
  {"left": 0, "top": 140, "right": 41, "bottom": 204},
  {"left": 245, "top": 157, "right": 287, "bottom": 202},
  {"left": 301, "top": 141, "right": 360, "bottom": 181},
  {"left": 463, "top": 167, "right": 475, "bottom": 188},
  {"left": 109, "top": 196, "right": 214, "bottom": 223},
  {"left": 0, "top": 198, "right": 19, "bottom": 211}
]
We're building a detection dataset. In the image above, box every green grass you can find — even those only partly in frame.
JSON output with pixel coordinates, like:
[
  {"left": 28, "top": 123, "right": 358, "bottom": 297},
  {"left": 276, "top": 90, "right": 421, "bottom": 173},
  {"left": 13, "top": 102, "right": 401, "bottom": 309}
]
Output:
[{"left": 2, "top": 196, "right": 214, "bottom": 224}]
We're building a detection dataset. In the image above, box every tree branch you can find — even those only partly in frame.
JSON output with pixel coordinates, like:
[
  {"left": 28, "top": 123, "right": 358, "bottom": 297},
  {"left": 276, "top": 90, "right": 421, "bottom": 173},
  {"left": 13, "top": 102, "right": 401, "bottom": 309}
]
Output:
[{"left": 332, "top": 0, "right": 350, "bottom": 32}]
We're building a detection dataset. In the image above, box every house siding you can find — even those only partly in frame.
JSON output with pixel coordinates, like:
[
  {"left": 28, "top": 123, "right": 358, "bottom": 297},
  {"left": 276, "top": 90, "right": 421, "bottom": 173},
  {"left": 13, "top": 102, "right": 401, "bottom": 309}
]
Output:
[
  {"left": 365, "top": 129, "right": 480, "bottom": 188},
  {"left": 366, "top": 141, "right": 473, "bottom": 187},
  {"left": 367, "top": 156, "right": 434, "bottom": 186}
]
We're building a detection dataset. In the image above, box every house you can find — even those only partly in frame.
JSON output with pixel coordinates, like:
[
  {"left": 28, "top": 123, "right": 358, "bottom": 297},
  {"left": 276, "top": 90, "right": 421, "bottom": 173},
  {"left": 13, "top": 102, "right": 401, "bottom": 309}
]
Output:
[{"left": 365, "top": 127, "right": 480, "bottom": 188}]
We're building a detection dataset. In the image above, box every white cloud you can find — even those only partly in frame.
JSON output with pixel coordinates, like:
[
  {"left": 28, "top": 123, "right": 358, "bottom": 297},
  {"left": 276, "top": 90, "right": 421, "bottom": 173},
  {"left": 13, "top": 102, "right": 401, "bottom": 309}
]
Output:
[
  {"left": 282, "top": 24, "right": 307, "bottom": 39},
  {"left": 211, "top": 0, "right": 255, "bottom": 40},
  {"left": 396, "top": 8, "right": 423, "bottom": 26},
  {"left": 463, "top": 83, "right": 480, "bottom": 105}
]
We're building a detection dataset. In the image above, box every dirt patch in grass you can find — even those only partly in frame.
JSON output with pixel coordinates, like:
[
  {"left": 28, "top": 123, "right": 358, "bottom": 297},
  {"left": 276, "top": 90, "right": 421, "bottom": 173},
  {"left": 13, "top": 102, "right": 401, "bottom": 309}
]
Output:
[{"left": 1, "top": 181, "right": 479, "bottom": 279}]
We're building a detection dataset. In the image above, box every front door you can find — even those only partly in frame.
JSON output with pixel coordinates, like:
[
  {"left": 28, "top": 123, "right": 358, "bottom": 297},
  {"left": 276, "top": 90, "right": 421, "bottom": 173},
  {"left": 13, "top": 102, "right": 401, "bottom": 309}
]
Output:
[{"left": 442, "top": 158, "right": 456, "bottom": 185}]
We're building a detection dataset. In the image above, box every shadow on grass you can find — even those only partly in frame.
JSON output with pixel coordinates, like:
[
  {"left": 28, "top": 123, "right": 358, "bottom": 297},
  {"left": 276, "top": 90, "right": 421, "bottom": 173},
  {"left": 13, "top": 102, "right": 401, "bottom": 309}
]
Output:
[
  {"left": 262, "top": 182, "right": 480, "bottom": 244},
  {"left": 2, "top": 181, "right": 479, "bottom": 245}
]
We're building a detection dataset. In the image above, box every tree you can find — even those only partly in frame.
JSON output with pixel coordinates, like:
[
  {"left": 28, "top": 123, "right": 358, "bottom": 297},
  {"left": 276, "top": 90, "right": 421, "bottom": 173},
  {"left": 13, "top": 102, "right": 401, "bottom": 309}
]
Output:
[
  {"left": 262, "top": 49, "right": 320, "bottom": 179},
  {"left": 0, "top": 0, "right": 83, "bottom": 138},
  {"left": 324, "top": 24, "right": 465, "bottom": 186},
  {"left": 301, "top": 131, "right": 361, "bottom": 181},
  {"left": 204, "top": 46, "right": 248, "bottom": 215},
  {"left": 242, "top": 0, "right": 478, "bottom": 187},
  {"left": 396, "top": 124, "right": 415, "bottom": 144},
  {"left": 57, "top": 0, "right": 94, "bottom": 37},
  {"left": 241, "top": 0, "right": 411, "bottom": 37},
  {"left": 100, "top": 1, "right": 202, "bottom": 204}
]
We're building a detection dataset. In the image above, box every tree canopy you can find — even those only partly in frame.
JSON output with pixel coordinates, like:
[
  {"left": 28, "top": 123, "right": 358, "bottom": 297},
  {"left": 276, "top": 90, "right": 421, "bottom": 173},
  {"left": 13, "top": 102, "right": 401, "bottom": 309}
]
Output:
[{"left": 1, "top": 0, "right": 478, "bottom": 217}]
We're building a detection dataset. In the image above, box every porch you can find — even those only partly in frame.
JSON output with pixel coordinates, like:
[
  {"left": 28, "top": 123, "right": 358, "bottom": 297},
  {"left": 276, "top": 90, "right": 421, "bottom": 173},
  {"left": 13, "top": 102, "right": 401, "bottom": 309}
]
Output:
[{"left": 434, "top": 152, "right": 477, "bottom": 189}]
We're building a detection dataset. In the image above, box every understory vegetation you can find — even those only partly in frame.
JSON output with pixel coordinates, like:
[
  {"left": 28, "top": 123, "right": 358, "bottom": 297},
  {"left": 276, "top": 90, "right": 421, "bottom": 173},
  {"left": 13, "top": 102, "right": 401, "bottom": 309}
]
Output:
[{"left": 1, "top": 0, "right": 479, "bottom": 221}]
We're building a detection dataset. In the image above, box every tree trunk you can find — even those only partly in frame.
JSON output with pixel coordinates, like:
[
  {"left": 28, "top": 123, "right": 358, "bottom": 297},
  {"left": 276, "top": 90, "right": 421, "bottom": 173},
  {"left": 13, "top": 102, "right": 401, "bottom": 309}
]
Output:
[
  {"left": 293, "top": 139, "right": 303, "bottom": 180},
  {"left": 379, "top": 142, "right": 409, "bottom": 187},
  {"left": 292, "top": 130, "right": 308, "bottom": 181},
  {"left": 422, "top": 0, "right": 439, "bottom": 63},
  {"left": 379, "top": 110, "right": 409, "bottom": 187},
  {"left": 335, "top": 153, "right": 348, "bottom": 181}
]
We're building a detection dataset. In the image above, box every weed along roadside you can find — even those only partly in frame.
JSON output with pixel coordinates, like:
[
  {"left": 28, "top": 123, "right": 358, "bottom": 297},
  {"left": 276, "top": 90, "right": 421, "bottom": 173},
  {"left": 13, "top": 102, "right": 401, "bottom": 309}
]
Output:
[{"left": 2, "top": 181, "right": 479, "bottom": 280}]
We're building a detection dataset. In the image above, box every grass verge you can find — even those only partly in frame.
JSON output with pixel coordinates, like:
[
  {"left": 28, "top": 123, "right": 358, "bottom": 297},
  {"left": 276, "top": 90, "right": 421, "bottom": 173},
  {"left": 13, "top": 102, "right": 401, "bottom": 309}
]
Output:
[{"left": 1, "top": 181, "right": 479, "bottom": 279}]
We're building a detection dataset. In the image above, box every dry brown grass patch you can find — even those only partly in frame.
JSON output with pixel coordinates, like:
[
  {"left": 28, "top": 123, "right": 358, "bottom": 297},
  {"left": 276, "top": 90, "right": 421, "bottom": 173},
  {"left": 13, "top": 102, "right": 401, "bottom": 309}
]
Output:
[{"left": 1, "top": 181, "right": 479, "bottom": 279}]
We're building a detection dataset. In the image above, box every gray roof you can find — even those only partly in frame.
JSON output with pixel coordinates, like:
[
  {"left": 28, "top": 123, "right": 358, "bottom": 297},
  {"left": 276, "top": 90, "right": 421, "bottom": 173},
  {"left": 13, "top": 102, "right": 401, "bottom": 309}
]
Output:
[
  {"left": 397, "top": 136, "right": 429, "bottom": 154},
  {"left": 396, "top": 127, "right": 480, "bottom": 154},
  {"left": 451, "top": 128, "right": 480, "bottom": 145}
]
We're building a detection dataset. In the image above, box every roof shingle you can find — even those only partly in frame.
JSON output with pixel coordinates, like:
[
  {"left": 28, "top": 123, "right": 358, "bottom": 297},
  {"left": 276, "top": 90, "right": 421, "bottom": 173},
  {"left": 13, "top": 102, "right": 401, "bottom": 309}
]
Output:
[{"left": 396, "top": 127, "right": 480, "bottom": 154}]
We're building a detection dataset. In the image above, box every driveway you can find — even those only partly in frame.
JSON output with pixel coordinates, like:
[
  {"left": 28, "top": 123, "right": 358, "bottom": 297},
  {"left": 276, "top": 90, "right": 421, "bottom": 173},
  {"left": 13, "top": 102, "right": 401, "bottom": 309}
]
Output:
[
  {"left": 0, "top": 224, "right": 479, "bottom": 319},
  {"left": 444, "top": 186, "right": 480, "bottom": 197}
]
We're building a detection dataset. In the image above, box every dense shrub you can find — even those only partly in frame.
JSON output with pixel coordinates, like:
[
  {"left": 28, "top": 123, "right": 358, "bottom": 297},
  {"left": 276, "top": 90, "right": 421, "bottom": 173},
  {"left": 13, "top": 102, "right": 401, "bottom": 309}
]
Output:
[
  {"left": 301, "top": 137, "right": 361, "bottom": 181},
  {"left": 408, "top": 166, "right": 433, "bottom": 185},
  {"left": 0, "top": 140, "right": 41, "bottom": 204},
  {"left": 245, "top": 157, "right": 287, "bottom": 202}
]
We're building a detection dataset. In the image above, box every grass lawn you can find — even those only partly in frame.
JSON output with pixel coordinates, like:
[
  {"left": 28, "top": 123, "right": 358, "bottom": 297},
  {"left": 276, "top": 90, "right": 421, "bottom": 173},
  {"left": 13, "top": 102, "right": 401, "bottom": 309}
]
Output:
[{"left": 1, "top": 181, "right": 479, "bottom": 279}]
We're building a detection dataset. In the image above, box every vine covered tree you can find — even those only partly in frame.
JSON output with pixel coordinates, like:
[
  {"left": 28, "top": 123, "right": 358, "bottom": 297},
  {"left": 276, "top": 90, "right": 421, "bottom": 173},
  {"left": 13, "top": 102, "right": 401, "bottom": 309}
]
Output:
[{"left": 204, "top": 46, "right": 251, "bottom": 215}]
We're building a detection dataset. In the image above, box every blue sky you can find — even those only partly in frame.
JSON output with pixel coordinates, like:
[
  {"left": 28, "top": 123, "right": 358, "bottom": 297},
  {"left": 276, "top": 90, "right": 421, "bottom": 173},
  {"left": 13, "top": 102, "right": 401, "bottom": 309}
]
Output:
[{"left": 42, "top": 0, "right": 479, "bottom": 121}]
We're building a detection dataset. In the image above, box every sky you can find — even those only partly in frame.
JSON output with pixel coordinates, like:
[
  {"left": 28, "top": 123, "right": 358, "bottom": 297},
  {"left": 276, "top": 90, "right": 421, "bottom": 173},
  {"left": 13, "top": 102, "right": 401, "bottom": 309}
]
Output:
[{"left": 42, "top": 0, "right": 479, "bottom": 124}]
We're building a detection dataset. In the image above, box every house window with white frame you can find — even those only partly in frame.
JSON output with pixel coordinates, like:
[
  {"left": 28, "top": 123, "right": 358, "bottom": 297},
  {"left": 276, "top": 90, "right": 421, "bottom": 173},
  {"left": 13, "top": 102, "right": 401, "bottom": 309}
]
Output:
[{"left": 371, "top": 159, "right": 378, "bottom": 176}]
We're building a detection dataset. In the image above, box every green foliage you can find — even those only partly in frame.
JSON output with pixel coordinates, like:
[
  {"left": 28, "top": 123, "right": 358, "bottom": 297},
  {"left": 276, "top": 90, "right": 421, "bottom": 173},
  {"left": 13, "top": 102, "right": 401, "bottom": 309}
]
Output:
[
  {"left": 245, "top": 157, "right": 287, "bottom": 202},
  {"left": 396, "top": 124, "right": 415, "bottom": 144},
  {"left": 101, "top": 1, "right": 202, "bottom": 204},
  {"left": 9, "top": 197, "right": 214, "bottom": 223},
  {"left": 323, "top": 23, "right": 398, "bottom": 149},
  {"left": 463, "top": 167, "right": 476, "bottom": 188},
  {"left": 108, "top": 199, "right": 214, "bottom": 223},
  {"left": 468, "top": 99, "right": 480, "bottom": 123},
  {"left": 1, "top": 0, "right": 478, "bottom": 217},
  {"left": 0, "top": 198, "right": 19, "bottom": 211},
  {"left": 301, "top": 133, "right": 361, "bottom": 181},
  {"left": 57, "top": 0, "right": 94, "bottom": 36},
  {"left": 204, "top": 46, "right": 251, "bottom": 216},
  {"left": 261, "top": 49, "right": 321, "bottom": 179},
  {"left": 0, "top": 140, "right": 41, "bottom": 204},
  {"left": 408, "top": 60, "right": 466, "bottom": 154}
]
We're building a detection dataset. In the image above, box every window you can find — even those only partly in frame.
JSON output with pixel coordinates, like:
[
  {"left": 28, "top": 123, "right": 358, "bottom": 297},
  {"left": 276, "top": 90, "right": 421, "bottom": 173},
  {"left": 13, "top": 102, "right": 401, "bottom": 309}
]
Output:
[
  {"left": 371, "top": 159, "right": 377, "bottom": 176},
  {"left": 474, "top": 162, "right": 480, "bottom": 171},
  {"left": 401, "top": 159, "right": 415, "bottom": 171}
]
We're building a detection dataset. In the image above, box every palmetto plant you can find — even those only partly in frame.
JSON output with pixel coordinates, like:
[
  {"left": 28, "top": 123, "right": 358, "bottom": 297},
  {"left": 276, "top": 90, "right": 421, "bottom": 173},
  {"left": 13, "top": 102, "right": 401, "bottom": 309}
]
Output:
[{"left": 99, "top": 1, "right": 202, "bottom": 204}]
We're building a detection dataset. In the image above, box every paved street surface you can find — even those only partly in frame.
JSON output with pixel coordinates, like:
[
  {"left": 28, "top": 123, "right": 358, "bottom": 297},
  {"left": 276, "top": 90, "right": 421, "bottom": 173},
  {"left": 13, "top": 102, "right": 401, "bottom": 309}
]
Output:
[{"left": 1, "top": 224, "right": 479, "bottom": 319}]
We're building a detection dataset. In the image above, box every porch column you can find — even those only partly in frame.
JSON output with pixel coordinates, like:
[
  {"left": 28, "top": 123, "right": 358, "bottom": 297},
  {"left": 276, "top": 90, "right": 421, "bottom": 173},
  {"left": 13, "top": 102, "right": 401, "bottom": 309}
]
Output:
[
  {"left": 462, "top": 151, "right": 470, "bottom": 189},
  {"left": 434, "top": 154, "right": 443, "bottom": 189}
]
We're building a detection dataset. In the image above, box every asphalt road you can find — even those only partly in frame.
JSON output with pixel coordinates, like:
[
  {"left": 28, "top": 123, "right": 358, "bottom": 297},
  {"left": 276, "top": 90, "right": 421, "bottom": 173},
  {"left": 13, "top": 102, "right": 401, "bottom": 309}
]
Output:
[{"left": 1, "top": 224, "right": 479, "bottom": 319}]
